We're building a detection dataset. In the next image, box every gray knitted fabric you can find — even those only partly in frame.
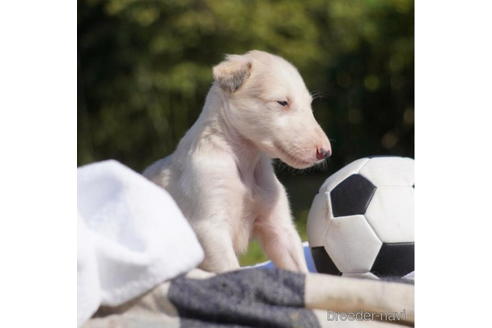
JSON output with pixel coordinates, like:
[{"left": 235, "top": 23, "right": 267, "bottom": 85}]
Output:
[{"left": 168, "top": 268, "right": 320, "bottom": 328}]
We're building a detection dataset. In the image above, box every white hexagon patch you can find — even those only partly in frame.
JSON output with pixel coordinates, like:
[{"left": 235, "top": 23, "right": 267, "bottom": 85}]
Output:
[
  {"left": 324, "top": 215, "right": 382, "bottom": 273},
  {"left": 365, "top": 186, "right": 414, "bottom": 243}
]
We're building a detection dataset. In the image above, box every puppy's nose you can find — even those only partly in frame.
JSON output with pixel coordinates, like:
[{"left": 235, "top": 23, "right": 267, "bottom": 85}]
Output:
[{"left": 316, "top": 148, "right": 331, "bottom": 160}]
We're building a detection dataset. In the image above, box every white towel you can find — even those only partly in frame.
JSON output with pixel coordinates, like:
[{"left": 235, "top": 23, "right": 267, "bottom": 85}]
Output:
[{"left": 77, "top": 160, "right": 204, "bottom": 326}]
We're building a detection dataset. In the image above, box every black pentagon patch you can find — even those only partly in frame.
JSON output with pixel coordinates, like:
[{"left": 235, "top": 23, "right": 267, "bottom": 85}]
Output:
[
  {"left": 330, "top": 174, "right": 376, "bottom": 217},
  {"left": 370, "top": 242, "right": 414, "bottom": 278},
  {"left": 311, "top": 247, "right": 342, "bottom": 276}
]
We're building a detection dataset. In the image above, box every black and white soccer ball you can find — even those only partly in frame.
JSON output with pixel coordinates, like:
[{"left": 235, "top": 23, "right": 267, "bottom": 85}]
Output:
[{"left": 307, "top": 156, "right": 414, "bottom": 280}]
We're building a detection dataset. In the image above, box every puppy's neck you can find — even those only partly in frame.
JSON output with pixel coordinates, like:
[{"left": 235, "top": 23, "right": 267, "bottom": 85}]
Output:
[{"left": 196, "top": 85, "right": 263, "bottom": 170}]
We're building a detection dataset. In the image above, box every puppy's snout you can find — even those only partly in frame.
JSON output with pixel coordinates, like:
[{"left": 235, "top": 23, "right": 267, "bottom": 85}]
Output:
[{"left": 316, "top": 147, "right": 331, "bottom": 160}]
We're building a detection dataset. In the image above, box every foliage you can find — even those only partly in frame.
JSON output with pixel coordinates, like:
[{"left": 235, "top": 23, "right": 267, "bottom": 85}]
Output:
[{"left": 78, "top": 0, "right": 414, "bottom": 265}]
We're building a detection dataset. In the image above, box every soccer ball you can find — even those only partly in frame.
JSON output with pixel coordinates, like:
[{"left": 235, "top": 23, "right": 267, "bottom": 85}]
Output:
[{"left": 307, "top": 156, "right": 414, "bottom": 279}]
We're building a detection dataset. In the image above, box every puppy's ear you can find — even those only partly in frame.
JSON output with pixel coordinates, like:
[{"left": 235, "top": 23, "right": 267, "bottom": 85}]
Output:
[{"left": 213, "top": 55, "right": 252, "bottom": 93}]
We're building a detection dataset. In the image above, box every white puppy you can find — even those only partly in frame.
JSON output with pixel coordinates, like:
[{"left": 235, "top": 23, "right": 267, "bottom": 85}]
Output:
[{"left": 144, "top": 50, "right": 331, "bottom": 273}]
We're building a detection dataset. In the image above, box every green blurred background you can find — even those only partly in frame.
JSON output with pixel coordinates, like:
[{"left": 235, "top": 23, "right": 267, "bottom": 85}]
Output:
[{"left": 78, "top": 0, "right": 414, "bottom": 265}]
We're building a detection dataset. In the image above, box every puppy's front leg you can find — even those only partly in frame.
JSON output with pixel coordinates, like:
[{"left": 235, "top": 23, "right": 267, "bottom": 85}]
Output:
[
  {"left": 193, "top": 221, "right": 240, "bottom": 273},
  {"left": 254, "top": 191, "right": 308, "bottom": 273}
]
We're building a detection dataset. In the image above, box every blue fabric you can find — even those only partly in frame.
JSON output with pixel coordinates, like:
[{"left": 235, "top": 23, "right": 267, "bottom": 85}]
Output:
[{"left": 253, "top": 244, "right": 318, "bottom": 273}]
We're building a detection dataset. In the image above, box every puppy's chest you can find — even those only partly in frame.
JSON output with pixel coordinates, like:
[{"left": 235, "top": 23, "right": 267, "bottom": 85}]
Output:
[{"left": 238, "top": 177, "right": 275, "bottom": 221}]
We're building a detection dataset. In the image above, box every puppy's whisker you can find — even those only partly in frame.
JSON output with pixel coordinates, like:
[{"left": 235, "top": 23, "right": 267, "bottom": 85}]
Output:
[{"left": 310, "top": 89, "right": 328, "bottom": 101}]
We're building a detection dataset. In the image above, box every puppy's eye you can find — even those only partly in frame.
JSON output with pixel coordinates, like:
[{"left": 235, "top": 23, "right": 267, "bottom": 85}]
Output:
[{"left": 276, "top": 100, "right": 288, "bottom": 107}]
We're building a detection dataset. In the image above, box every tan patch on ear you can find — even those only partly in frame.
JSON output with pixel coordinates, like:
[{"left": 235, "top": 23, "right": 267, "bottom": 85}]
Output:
[{"left": 213, "top": 56, "right": 252, "bottom": 92}]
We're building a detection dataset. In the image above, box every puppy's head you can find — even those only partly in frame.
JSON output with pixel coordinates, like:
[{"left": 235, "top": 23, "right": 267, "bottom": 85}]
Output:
[{"left": 213, "top": 50, "right": 331, "bottom": 169}]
